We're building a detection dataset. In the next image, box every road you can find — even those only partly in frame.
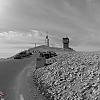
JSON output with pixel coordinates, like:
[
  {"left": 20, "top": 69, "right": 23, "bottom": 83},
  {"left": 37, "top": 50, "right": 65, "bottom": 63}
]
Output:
[{"left": 0, "top": 53, "right": 46, "bottom": 100}]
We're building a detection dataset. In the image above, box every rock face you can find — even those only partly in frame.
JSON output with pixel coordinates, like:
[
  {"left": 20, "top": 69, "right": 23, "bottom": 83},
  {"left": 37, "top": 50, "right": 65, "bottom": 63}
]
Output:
[
  {"left": 33, "top": 51, "right": 100, "bottom": 100},
  {"left": 36, "top": 51, "right": 57, "bottom": 69}
]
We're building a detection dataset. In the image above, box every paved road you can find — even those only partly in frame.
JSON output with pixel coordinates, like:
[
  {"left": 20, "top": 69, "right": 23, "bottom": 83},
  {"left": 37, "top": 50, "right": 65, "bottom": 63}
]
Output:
[
  {"left": 0, "top": 53, "right": 46, "bottom": 100},
  {"left": 16, "top": 61, "right": 46, "bottom": 100}
]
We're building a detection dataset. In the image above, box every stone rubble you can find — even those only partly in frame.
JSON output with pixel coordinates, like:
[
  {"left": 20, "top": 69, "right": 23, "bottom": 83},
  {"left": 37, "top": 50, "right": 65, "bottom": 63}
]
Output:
[{"left": 33, "top": 51, "right": 100, "bottom": 100}]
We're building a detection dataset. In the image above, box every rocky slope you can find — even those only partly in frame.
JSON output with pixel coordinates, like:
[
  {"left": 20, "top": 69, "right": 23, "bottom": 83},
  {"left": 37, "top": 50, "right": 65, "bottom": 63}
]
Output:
[{"left": 33, "top": 51, "right": 100, "bottom": 100}]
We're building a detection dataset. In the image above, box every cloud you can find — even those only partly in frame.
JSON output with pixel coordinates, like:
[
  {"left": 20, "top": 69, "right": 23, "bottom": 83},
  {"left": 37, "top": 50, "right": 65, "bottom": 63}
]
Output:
[
  {"left": 0, "top": 30, "right": 53, "bottom": 45},
  {"left": 0, "top": 0, "right": 100, "bottom": 51},
  {"left": 0, "top": 31, "right": 22, "bottom": 38},
  {"left": 0, "top": 30, "right": 66, "bottom": 49}
]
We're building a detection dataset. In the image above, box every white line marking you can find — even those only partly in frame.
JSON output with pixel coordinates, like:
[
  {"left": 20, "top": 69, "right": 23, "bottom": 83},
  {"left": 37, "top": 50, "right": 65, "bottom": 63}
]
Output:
[{"left": 20, "top": 94, "right": 24, "bottom": 100}]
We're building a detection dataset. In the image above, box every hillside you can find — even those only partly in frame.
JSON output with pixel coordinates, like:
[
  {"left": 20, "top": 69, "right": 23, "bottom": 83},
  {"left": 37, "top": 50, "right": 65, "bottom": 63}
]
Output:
[
  {"left": 0, "top": 45, "right": 74, "bottom": 100},
  {"left": 1, "top": 45, "right": 100, "bottom": 100},
  {"left": 33, "top": 51, "right": 100, "bottom": 100},
  {"left": 29, "top": 45, "right": 74, "bottom": 54},
  {"left": 12, "top": 45, "right": 74, "bottom": 60}
]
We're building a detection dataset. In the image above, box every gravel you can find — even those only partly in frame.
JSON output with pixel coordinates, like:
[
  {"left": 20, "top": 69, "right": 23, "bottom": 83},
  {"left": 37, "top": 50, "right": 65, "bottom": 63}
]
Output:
[{"left": 33, "top": 51, "right": 100, "bottom": 100}]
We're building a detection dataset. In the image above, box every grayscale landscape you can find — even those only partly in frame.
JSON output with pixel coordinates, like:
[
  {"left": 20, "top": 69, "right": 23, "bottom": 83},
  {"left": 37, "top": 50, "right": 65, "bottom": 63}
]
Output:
[{"left": 0, "top": 0, "right": 100, "bottom": 100}]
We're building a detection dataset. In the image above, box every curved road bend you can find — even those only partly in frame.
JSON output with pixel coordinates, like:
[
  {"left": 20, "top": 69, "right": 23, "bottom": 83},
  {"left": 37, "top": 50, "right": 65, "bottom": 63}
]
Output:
[
  {"left": 0, "top": 53, "right": 45, "bottom": 100},
  {"left": 15, "top": 61, "right": 47, "bottom": 100}
]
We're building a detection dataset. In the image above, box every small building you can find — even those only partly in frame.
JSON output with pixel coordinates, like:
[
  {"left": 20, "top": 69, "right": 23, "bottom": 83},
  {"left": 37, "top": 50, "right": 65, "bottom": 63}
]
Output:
[{"left": 63, "top": 35, "right": 69, "bottom": 49}]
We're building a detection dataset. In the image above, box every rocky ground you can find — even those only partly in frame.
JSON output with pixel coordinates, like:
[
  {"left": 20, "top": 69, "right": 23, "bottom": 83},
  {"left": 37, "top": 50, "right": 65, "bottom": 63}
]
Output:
[{"left": 33, "top": 51, "right": 100, "bottom": 100}]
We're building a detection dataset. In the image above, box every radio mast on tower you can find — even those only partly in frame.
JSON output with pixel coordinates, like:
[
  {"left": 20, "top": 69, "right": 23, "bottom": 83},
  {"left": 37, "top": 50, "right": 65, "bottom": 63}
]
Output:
[{"left": 45, "top": 35, "right": 49, "bottom": 47}]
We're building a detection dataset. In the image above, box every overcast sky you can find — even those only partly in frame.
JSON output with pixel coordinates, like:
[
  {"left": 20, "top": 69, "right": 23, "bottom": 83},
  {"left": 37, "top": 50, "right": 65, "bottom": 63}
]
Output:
[{"left": 0, "top": 0, "right": 100, "bottom": 57}]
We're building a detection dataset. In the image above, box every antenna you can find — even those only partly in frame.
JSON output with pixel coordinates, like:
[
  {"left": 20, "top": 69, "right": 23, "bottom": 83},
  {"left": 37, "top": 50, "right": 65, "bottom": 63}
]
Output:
[
  {"left": 35, "top": 43, "right": 36, "bottom": 47},
  {"left": 45, "top": 35, "right": 49, "bottom": 47}
]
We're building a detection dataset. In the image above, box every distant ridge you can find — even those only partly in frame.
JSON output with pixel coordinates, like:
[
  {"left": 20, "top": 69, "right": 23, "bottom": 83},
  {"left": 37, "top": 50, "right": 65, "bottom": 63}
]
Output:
[
  {"left": 11, "top": 45, "right": 74, "bottom": 59},
  {"left": 29, "top": 45, "right": 74, "bottom": 54}
]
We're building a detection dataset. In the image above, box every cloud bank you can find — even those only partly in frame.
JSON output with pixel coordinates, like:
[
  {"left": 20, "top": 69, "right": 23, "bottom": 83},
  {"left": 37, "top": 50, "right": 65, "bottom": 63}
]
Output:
[{"left": 0, "top": 0, "right": 100, "bottom": 55}]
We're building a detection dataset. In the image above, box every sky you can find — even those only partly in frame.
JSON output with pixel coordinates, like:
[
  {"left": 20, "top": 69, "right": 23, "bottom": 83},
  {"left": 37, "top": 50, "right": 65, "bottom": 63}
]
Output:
[{"left": 0, "top": 0, "right": 100, "bottom": 58}]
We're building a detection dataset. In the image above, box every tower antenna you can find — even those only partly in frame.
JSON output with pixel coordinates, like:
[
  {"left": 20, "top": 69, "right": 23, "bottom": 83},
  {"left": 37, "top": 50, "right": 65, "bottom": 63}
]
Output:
[{"left": 45, "top": 34, "right": 49, "bottom": 47}]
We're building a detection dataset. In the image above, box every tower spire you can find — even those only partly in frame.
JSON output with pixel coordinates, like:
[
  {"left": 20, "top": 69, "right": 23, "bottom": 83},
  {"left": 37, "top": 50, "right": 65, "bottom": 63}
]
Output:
[{"left": 45, "top": 35, "right": 49, "bottom": 47}]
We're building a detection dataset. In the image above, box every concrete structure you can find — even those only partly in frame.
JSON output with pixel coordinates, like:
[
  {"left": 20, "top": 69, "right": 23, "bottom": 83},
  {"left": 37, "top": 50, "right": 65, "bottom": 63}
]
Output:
[
  {"left": 63, "top": 35, "right": 69, "bottom": 49},
  {"left": 36, "top": 57, "right": 46, "bottom": 69},
  {"left": 45, "top": 35, "right": 49, "bottom": 47}
]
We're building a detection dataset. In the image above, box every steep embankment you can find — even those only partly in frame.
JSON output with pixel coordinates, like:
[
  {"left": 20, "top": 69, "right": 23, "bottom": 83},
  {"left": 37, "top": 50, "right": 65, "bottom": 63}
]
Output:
[
  {"left": 34, "top": 52, "right": 100, "bottom": 100},
  {"left": 29, "top": 45, "right": 74, "bottom": 55}
]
